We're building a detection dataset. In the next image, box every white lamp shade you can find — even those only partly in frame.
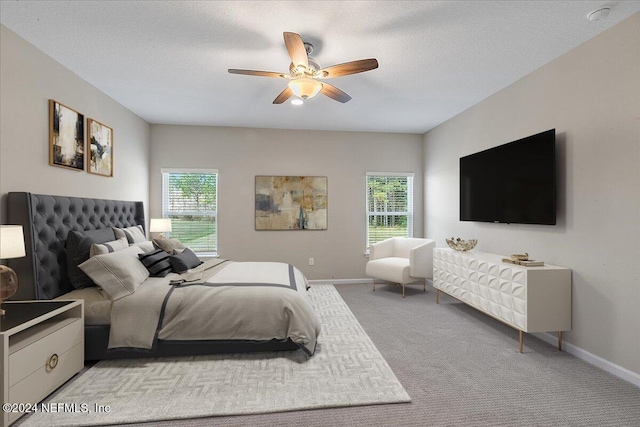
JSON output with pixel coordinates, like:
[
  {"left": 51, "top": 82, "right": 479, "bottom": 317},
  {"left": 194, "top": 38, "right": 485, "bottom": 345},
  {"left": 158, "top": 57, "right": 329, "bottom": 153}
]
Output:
[
  {"left": 150, "top": 218, "right": 172, "bottom": 233},
  {"left": 0, "top": 225, "right": 26, "bottom": 259},
  {"left": 288, "top": 78, "right": 323, "bottom": 99}
]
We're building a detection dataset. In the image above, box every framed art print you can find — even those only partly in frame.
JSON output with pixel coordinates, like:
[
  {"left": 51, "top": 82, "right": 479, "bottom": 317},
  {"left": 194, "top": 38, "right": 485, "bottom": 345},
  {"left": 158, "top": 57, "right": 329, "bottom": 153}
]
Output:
[
  {"left": 87, "top": 118, "right": 113, "bottom": 177},
  {"left": 49, "top": 99, "right": 85, "bottom": 171},
  {"left": 255, "top": 176, "right": 328, "bottom": 230}
]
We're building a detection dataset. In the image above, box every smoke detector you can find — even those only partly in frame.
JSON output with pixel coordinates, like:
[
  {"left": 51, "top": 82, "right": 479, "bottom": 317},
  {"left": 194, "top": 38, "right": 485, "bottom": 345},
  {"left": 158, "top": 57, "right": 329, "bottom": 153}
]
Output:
[{"left": 587, "top": 7, "right": 611, "bottom": 22}]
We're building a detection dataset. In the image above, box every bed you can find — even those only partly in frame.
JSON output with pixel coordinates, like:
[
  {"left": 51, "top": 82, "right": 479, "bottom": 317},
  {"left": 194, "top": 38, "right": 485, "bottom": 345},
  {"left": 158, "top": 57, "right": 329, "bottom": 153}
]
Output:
[{"left": 6, "top": 192, "right": 320, "bottom": 360}]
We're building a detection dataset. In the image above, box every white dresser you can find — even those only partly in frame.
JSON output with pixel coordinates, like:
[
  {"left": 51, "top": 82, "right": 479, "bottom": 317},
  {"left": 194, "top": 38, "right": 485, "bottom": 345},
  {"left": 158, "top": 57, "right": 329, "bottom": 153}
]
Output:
[
  {"left": 433, "top": 248, "right": 571, "bottom": 352},
  {"left": 1, "top": 300, "right": 84, "bottom": 426}
]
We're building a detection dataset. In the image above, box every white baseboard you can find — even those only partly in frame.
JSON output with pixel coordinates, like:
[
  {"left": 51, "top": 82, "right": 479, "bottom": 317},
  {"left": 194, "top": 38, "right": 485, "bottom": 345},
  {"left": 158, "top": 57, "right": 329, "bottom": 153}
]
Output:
[
  {"left": 532, "top": 332, "right": 640, "bottom": 388},
  {"left": 308, "top": 278, "right": 372, "bottom": 285}
]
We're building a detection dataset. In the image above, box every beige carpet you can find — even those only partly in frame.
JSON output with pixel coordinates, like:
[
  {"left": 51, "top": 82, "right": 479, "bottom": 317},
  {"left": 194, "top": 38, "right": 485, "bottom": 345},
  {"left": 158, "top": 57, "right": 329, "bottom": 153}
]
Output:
[{"left": 18, "top": 285, "right": 410, "bottom": 426}]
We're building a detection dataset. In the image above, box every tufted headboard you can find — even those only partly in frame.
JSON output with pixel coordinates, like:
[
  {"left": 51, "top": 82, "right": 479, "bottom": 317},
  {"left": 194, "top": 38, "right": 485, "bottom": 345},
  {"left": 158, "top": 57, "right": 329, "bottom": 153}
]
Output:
[{"left": 7, "top": 192, "right": 145, "bottom": 300}]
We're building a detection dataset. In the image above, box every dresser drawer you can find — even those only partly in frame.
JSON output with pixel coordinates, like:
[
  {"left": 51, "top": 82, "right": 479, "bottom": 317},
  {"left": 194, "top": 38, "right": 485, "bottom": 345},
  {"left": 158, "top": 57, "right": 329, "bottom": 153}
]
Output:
[
  {"left": 8, "top": 343, "right": 83, "bottom": 423},
  {"left": 9, "top": 319, "right": 82, "bottom": 387}
]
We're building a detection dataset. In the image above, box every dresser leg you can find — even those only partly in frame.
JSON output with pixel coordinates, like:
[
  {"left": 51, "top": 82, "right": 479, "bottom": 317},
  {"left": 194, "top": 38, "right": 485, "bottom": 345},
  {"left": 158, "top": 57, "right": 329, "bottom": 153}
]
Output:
[
  {"left": 558, "top": 331, "right": 563, "bottom": 352},
  {"left": 436, "top": 289, "right": 440, "bottom": 304},
  {"left": 519, "top": 330, "right": 523, "bottom": 353}
]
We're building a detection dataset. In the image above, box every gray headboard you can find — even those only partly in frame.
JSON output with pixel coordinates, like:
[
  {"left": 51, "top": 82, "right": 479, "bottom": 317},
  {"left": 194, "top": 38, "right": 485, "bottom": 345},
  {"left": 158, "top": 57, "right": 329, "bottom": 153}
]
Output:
[{"left": 7, "top": 192, "right": 145, "bottom": 300}]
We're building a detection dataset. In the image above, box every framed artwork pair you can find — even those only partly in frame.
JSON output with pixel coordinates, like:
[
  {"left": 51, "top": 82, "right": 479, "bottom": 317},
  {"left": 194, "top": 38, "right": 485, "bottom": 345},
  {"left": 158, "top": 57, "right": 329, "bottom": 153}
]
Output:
[{"left": 49, "top": 99, "right": 113, "bottom": 177}]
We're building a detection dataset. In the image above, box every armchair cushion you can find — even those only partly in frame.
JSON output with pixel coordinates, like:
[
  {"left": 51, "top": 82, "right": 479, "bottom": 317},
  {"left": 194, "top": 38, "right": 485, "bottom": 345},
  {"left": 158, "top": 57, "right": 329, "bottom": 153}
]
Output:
[
  {"left": 366, "top": 257, "right": 411, "bottom": 284},
  {"left": 366, "top": 237, "right": 435, "bottom": 283}
]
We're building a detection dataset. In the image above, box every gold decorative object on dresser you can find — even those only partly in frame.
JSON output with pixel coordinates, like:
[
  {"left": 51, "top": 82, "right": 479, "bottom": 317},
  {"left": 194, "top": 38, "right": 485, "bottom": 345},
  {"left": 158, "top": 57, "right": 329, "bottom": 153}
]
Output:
[
  {"left": 433, "top": 248, "right": 571, "bottom": 353},
  {"left": 0, "top": 300, "right": 84, "bottom": 426}
]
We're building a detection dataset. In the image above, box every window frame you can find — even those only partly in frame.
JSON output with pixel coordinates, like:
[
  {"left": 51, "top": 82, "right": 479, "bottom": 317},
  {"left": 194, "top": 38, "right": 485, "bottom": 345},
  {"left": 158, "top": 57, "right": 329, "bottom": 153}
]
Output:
[
  {"left": 365, "top": 172, "right": 414, "bottom": 254},
  {"left": 161, "top": 168, "right": 219, "bottom": 257}
]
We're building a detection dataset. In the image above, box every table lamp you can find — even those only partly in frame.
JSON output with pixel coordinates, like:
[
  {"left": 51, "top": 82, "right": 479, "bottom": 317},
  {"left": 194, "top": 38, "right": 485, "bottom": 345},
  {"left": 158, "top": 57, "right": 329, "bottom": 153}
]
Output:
[
  {"left": 150, "top": 218, "right": 172, "bottom": 237},
  {"left": 0, "top": 225, "right": 26, "bottom": 315}
]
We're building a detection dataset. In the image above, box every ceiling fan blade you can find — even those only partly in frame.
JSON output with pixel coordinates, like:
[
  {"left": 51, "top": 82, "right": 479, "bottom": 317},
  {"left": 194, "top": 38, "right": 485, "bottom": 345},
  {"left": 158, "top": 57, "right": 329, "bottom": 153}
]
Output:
[
  {"left": 273, "top": 87, "right": 294, "bottom": 104},
  {"left": 320, "top": 83, "right": 352, "bottom": 103},
  {"left": 228, "top": 69, "right": 287, "bottom": 78},
  {"left": 318, "top": 59, "right": 379, "bottom": 78},
  {"left": 283, "top": 32, "right": 308, "bottom": 69}
]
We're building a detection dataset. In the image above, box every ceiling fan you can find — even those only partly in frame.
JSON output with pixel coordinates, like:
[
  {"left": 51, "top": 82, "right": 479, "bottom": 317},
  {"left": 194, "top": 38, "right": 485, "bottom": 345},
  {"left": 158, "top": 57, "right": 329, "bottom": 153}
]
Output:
[{"left": 228, "top": 32, "right": 379, "bottom": 104}]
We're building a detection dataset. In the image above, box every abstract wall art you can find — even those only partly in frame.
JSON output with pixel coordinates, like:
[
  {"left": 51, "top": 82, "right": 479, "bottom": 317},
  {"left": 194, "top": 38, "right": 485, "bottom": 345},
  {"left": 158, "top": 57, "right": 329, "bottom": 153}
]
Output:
[
  {"left": 255, "top": 176, "right": 327, "bottom": 230},
  {"left": 87, "top": 118, "right": 113, "bottom": 177},
  {"left": 49, "top": 99, "right": 84, "bottom": 171}
]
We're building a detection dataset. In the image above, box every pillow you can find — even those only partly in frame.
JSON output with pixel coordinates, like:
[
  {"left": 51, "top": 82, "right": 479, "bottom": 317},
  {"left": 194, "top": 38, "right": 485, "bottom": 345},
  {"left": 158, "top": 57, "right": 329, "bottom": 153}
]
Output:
[
  {"left": 66, "top": 228, "right": 117, "bottom": 289},
  {"left": 152, "top": 235, "right": 186, "bottom": 255},
  {"left": 131, "top": 240, "right": 155, "bottom": 253},
  {"left": 139, "top": 249, "right": 173, "bottom": 277},
  {"left": 89, "top": 237, "right": 129, "bottom": 257},
  {"left": 169, "top": 248, "right": 203, "bottom": 274},
  {"left": 113, "top": 225, "right": 146, "bottom": 244},
  {"left": 79, "top": 246, "right": 148, "bottom": 301}
]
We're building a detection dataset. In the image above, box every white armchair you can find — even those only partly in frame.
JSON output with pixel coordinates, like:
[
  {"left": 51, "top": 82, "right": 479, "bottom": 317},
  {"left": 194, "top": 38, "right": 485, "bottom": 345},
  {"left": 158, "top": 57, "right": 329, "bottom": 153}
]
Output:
[{"left": 366, "top": 237, "right": 435, "bottom": 298}]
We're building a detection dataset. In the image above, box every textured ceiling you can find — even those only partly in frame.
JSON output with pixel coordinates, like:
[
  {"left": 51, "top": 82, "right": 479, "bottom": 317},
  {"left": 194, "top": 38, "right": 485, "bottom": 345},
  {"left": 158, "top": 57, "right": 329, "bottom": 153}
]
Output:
[{"left": 1, "top": 1, "right": 638, "bottom": 134}]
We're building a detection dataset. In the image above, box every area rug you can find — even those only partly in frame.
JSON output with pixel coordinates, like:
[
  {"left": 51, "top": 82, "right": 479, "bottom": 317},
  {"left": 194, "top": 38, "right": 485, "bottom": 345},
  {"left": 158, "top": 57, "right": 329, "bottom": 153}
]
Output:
[{"left": 18, "top": 284, "right": 410, "bottom": 426}]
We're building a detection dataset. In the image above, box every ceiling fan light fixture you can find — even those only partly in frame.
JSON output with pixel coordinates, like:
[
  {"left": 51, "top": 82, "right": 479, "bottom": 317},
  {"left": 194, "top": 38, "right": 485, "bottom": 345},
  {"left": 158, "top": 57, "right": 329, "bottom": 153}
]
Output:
[
  {"left": 587, "top": 7, "right": 611, "bottom": 21},
  {"left": 288, "top": 78, "right": 322, "bottom": 99}
]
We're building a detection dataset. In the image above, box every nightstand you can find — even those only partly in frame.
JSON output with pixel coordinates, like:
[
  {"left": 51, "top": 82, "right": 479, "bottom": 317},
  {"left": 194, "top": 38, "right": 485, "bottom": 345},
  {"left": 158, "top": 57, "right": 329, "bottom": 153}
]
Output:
[{"left": 0, "top": 300, "right": 84, "bottom": 426}]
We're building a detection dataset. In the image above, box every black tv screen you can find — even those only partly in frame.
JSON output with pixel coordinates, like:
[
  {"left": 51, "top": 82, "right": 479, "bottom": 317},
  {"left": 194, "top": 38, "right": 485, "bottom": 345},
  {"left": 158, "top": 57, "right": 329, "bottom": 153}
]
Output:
[{"left": 460, "top": 129, "right": 556, "bottom": 225}]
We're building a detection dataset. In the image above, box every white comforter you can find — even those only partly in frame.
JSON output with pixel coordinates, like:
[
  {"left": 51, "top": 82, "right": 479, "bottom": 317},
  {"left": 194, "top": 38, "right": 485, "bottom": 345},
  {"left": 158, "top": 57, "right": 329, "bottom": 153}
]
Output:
[{"left": 108, "top": 259, "right": 321, "bottom": 355}]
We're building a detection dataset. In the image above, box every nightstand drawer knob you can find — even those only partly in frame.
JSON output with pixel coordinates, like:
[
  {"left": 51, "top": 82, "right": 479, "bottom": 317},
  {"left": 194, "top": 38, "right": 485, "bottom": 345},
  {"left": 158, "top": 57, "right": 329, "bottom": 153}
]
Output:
[{"left": 48, "top": 353, "right": 59, "bottom": 370}]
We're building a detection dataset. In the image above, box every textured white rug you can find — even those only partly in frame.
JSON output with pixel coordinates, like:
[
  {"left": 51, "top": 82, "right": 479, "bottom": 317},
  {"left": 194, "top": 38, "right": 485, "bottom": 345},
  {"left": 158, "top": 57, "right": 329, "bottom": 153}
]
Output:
[{"left": 18, "top": 285, "right": 410, "bottom": 426}]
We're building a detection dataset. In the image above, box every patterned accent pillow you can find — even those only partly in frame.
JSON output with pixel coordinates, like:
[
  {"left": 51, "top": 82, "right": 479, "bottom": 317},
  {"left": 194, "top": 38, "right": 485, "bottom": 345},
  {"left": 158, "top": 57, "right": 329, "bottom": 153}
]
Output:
[
  {"left": 138, "top": 249, "right": 173, "bottom": 277},
  {"left": 152, "top": 235, "right": 186, "bottom": 255},
  {"left": 89, "top": 237, "right": 129, "bottom": 257},
  {"left": 113, "top": 225, "right": 146, "bottom": 244},
  {"left": 169, "top": 248, "right": 203, "bottom": 274}
]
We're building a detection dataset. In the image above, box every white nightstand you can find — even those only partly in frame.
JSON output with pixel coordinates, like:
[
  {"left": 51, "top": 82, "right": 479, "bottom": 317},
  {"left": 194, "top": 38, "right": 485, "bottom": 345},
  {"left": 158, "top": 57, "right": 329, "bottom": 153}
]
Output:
[{"left": 0, "top": 300, "right": 84, "bottom": 426}]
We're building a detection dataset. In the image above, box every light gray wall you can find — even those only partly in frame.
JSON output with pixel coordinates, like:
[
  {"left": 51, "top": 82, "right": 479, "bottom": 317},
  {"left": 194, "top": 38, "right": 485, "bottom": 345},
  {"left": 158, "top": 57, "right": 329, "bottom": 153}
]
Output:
[
  {"left": 150, "top": 125, "right": 423, "bottom": 280},
  {"left": 423, "top": 14, "right": 639, "bottom": 374},
  {"left": 0, "top": 25, "right": 150, "bottom": 223}
]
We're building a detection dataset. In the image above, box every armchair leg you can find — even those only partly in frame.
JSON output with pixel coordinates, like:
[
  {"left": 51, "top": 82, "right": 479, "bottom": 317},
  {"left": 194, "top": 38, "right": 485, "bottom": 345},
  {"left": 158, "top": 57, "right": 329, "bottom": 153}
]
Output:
[
  {"left": 423, "top": 279, "right": 426, "bottom": 292},
  {"left": 372, "top": 278, "right": 375, "bottom": 292},
  {"left": 402, "top": 283, "right": 405, "bottom": 298}
]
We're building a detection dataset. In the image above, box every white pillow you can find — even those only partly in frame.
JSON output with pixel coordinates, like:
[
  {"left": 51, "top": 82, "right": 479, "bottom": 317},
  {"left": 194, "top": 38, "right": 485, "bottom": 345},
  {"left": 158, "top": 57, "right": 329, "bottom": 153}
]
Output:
[
  {"left": 131, "top": 240, "right": 155, "bottom": 253},
  {"left": 89, "top": 237, "right": 129, "bottom": 257},
  {"left": 113, "top": 225, "right": 146, "bottom": 244},
  {"left": 79, "top": 246, "right": 148, "bottom": 301}
]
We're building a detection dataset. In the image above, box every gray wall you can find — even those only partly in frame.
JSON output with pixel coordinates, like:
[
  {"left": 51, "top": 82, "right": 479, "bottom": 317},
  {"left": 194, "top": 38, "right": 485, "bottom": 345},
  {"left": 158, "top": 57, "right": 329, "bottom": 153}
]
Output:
[
  {"left": 423, "top": 14, "right": 639, "bottom": 374},
  {"left": 0, "top": 25, "right": 150, "bottom": 223},
  {"left": 150, "top": 125, "right": 423, "bottom": 280}
]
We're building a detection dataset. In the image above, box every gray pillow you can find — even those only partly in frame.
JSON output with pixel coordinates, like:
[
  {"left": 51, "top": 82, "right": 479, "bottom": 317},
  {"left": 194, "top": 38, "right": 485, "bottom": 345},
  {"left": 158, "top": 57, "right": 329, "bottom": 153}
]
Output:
[
  {"left": 66, "top": 228, "right": 116, "bottom": 289},
  {"left": 139, "top": 249, "right": 173, "bottom": 277},
  {"left": 169, "top": 248, "right": 202, "bottom": 274}
]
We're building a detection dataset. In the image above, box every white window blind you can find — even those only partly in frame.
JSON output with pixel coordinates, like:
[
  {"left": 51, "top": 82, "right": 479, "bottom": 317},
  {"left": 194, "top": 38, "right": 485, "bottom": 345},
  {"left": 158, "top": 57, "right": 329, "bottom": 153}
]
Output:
[
  {"left": 161, "top": 169, "right": 218, "bottom": 255},
  {"left": 366, "top": 173, "right": 414, "bottom": 249}
]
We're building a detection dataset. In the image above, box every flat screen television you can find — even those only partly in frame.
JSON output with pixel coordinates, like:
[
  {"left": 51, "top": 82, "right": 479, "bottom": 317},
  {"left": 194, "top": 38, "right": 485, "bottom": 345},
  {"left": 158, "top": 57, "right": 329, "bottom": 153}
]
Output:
[{"left": 460, "top": 129, "right": 556, "bottom": 225}]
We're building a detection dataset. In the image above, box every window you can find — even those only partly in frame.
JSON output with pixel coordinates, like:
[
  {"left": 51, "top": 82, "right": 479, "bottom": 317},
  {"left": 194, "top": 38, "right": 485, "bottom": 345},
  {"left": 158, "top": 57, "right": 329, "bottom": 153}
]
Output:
[
  {"left": 366, "top": 173, "right": 414, "bottom": 250},
  {"left": 161, "top": 169, "right": 218, "bottom": 255}
]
